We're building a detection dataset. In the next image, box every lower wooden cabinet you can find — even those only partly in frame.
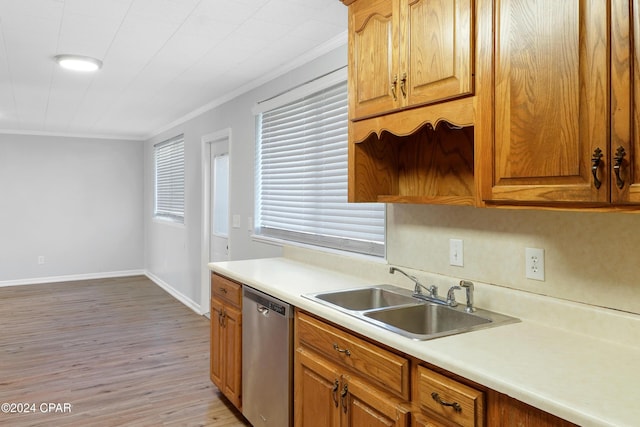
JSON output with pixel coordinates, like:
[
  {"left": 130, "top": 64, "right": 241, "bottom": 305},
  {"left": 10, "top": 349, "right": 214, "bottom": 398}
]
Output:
[
  {"left": 294, "top": 309, "right": 577, "bottom": 427},
  {"left": 210, "top": 273, "right": 242, "bottom": 410},
  {"left": 414, "top": 365, "right": 483, "bottom": 427},
  {"left": 294, "top": 310, "right": 410, "bottom": 427},
  {"left": 486, "top": 391, "right": 577, "bottom": 427}
]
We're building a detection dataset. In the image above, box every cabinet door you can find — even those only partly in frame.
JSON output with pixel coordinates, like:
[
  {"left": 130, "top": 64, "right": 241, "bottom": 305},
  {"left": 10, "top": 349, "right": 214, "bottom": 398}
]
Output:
[
  {"left": 294, "top": 348, "right": 341, "bottom": 427},
  {"left": 222, "top": 304, "right": 242, "bottom": 409},
  {"left": 349, "top": 0, "right": 399, "bottom": 120},
  {"left": 341, "top": 375, "right": 410, "bottom": 427},
  {"left": 612, "top": 0, "right": 640, "bottom": 203},
  {"left": 490, "top": 0, "right": 609, "bottom": 203},
  {"left": 402, "top": 0, "right": 473, "bottom": 106},
  {"left": 413, "top": 413, "right": 449, "bottom": 427},
  {"left": 210, "top": 298, "right": 224, "bottom": 388}
]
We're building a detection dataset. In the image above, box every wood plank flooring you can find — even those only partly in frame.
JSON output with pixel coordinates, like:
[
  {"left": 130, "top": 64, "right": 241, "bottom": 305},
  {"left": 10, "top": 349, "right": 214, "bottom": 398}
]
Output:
[{"left": 0, "top": 276, "right": 250, "bottom": 427}]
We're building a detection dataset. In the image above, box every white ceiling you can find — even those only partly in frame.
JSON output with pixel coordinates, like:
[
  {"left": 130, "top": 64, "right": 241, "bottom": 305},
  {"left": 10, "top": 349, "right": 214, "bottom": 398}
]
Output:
[{"left": 0, "top": 0, "right": 347, "bottom": 140}]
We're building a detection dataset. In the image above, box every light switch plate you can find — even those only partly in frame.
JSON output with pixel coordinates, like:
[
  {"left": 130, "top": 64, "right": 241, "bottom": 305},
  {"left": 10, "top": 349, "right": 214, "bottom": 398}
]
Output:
[{"left": 449, "top": 239, "right": 464, "bottom": 267}]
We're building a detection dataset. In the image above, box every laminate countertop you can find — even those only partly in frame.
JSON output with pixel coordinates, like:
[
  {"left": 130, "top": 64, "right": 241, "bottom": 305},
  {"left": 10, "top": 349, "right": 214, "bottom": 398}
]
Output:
[{"left": 209, "top": 257, "right": 640, "bottom": 427}]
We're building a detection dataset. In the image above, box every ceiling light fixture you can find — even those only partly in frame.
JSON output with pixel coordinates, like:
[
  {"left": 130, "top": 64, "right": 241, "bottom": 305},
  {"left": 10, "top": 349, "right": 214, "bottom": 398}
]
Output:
[{"left": 54, "top": 54, "right": 103, "bottom": 72}]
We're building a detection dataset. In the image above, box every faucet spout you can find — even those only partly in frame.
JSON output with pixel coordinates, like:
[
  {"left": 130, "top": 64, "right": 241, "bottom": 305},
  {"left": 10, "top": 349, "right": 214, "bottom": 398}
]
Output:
[
  {"left": 388, "top": 268, "right": 477, "bottom": 311},
  {"left": 389, "top": 266, "right": 439, "bottom": 301},
  {"left": 389, "top": 266, "right": 423, "bottom": 293}
]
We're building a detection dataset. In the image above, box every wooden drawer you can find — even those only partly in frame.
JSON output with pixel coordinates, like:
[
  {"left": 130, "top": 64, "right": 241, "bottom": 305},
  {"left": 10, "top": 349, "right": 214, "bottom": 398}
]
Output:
[
  {"left": 416, "top": 365, "right": 484, "bottom": 427},
  {"left": 296, "top": 310, "right": 410, "bottom": 399},
  {"left": 211, "top": 273, "right": 242, "bottom": 308}
]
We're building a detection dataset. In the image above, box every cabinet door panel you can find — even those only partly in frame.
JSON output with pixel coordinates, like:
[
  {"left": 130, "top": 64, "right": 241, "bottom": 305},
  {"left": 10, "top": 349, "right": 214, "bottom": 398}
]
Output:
[
  {"left": 210, "top": 298, "right": 224, "bottom": 388},
  {"left": 294, "top": 348, "right": 341, "bottom": 427},
  {"left": 349, "top": 0, "right": 399, "bottom": 119},
  {"left": 342, "top": 375, "right": 410, "bottom": 427},
  {"left": 622, "top": 0, "right": 640, "bottom": 202},
  {"left": 491, "top": 0, "right": 609, "bottom": 203},
  {"left": 404, "top": 0, "right": 473, "bottom": 105},
  {"left": 222, "top": 304, "right": 242, "bottom": 409}
]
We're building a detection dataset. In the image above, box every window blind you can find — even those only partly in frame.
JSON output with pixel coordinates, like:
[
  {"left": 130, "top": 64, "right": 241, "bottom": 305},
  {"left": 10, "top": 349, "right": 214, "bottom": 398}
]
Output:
[
  {"left": 256, "top": 80, "right": 385, "bottom": 257},
  {"left": 154, "top": 135, "right": 185, "bottom": 223}
]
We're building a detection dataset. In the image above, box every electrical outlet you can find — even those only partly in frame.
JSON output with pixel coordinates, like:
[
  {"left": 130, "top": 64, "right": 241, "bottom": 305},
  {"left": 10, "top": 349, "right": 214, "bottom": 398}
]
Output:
[
  {"left": 525, "top": 247, "right": 545, "bottom": 281},
  {"left": 37, "top": 256, "right": 45, "bottom": 265},
  {"left": 449, "top": 239, "right": 464, "bottom": 267}
]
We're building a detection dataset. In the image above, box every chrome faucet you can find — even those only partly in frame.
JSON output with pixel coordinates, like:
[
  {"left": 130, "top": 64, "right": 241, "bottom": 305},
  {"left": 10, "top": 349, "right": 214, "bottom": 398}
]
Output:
[
  {"left": 446, "top": 285, "right": 461, "bottom": 307},
  {"left": 388, "top": 266, "right": 431, "bottom": 295},
  {"left": 389, "top": 266, "right": 456, "bottom": 307}
]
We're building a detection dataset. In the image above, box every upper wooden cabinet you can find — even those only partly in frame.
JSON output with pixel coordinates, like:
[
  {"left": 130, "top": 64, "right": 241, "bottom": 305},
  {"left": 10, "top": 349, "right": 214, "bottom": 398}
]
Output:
[
  {"left": 479, "top": 0, "right": 609, "bottom": 204},
  {"left": 347, "top": 0, "right": 474, "bottom": 122},
  {"left": 344, "top": 0, "right": 477, "bottom": 205},
  {"left": 611, "top": 0, "right": 640, "bottom": 204},
  {"left": 479, "top": 0, "right": 640, "bottom": 207}
]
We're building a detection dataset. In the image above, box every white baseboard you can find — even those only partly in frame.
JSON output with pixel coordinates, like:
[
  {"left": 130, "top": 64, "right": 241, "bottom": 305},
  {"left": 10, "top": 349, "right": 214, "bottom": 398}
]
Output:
[
  {"left": 0, "top": 270, "right": 146, "bottom": 288},
  {"left": 144, "top": 271, "right": 204, "bottom": 315}
]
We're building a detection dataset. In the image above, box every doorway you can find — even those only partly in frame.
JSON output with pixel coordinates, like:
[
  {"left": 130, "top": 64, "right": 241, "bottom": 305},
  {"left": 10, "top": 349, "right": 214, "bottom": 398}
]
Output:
[{"left": 201, "top": 129, "right": 231, "bottom": 316}]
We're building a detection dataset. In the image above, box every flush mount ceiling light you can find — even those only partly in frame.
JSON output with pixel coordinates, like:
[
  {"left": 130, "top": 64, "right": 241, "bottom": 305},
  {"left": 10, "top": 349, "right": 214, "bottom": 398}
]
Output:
[{"left": 54, "top": 54, "right": 102, "bottom": 72}]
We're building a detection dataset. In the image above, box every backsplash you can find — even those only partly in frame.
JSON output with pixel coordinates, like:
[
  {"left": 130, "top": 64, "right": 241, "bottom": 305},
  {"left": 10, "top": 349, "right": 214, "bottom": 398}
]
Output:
[{"left": 387, "top": 204, "right": 640, "bottom": 316}]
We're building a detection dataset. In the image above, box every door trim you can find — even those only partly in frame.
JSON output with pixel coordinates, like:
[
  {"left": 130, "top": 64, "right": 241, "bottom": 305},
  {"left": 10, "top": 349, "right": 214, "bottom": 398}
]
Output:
[{"left": 200, "top": 128, "right": 232, "bottom": 315}]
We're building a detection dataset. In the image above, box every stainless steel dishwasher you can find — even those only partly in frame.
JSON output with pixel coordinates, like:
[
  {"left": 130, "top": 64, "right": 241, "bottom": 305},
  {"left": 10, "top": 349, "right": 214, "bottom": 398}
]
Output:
[{"left": 242, "top": 286, "right": 293, "bottom": 427}]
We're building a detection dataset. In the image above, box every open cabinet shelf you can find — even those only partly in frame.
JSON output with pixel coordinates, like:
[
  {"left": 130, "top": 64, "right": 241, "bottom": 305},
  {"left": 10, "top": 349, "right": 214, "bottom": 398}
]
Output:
[{"left": 349, "top": 123, "right": 476, "bottom": 205}]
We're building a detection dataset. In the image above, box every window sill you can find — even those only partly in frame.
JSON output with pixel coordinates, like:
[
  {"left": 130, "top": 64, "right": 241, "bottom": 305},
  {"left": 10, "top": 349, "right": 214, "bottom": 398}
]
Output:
[{"left": 251, "top": 233, "right": 386, "bottom": 262}]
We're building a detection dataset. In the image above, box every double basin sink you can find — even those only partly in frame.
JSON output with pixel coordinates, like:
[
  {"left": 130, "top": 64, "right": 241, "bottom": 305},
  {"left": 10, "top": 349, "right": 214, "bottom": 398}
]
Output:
[{"left": 304, "top": 285, "right": 518, "bottom": 340}]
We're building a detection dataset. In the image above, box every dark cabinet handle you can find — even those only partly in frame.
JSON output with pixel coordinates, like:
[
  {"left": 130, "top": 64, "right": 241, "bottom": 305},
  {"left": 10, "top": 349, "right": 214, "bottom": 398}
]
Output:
[
  {"left": 400, "top": 72, "right": 407, "bottom": 98},
  {"left": 614, "top": 146, "right": 626, "bottom": 189},
  {"left": 591, "top": 147, "right": 603, "bottom": 189},
  {"left": 390, "top": 75, "right": 398, "bottom": 101},
  {"left": 431, "top": 392, "right": 462, "bottom": 413},
  {"left": 219, "top": 287, "right": 227, "bottom": 294},
  {"left": 332, "top": 343, "right": 351, "bottom": 357},
  {"left": 332, "top": 380, "right": 339, "bottom": 408},
  {"left": 340, "top": 383, "right": 348, "bottom": 413}
]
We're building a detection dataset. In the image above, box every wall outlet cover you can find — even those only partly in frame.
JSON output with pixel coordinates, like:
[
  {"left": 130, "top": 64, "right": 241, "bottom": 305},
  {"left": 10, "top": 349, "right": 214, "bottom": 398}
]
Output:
[{"left": 525, "top": 247, "right": 545, "bottom": 281}]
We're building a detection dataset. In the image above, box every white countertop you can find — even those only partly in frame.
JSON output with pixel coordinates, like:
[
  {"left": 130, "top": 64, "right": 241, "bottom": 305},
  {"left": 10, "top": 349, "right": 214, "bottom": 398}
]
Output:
[{"left": 210, "top": 257, "right": 640, "bottom": 427}]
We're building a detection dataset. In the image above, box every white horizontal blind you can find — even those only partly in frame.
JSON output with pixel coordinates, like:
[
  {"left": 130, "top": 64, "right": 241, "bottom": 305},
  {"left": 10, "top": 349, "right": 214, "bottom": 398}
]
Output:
[
  {"left": 154, "top": 135, "right": 185, "bottom": 223},
  {"left": 256, "top": 80, "right": 385, "bottom": 257}
]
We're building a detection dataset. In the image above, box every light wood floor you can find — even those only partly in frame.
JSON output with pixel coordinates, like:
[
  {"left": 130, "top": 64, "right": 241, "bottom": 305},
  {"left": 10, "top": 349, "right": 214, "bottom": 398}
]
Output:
[{"left": 0, "top": 276, "right": 250, "bottom": 427}]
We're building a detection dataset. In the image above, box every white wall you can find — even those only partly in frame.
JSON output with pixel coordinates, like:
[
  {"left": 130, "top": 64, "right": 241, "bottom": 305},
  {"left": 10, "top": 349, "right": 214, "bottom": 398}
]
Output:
[
  {"left": 0, "top": 134, "right": 144, "bottom": 283},
  {"left": 387, "top": 204, "right": 640, "bottom": 315},
  {"left": 143, "top": 43, "right": 349, "bottom": 310},
  {"left": 145, "top": 40, "right": 640, "bottom": 317}
]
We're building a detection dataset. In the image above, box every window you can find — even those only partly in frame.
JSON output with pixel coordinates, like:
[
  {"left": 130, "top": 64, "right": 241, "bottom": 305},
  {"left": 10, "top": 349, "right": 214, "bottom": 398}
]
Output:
[
  {"left": 154, "top": 135, "right": 185, "bottom": 223},
  {"left": 255, "top": 76, "right": 385, "bottom": 257}
]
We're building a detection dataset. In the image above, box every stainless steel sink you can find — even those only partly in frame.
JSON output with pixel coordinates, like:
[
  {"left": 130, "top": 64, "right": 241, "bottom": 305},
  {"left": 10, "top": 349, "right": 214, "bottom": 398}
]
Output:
[
  {"left": 364, "top": 303, "right": 493, "bottom": 340},
  {"left": 309, "top": 285, "right": 418, "bottom": 311},
  {"left": 303, "top": 285, "right": 518, "bottom": 341}
]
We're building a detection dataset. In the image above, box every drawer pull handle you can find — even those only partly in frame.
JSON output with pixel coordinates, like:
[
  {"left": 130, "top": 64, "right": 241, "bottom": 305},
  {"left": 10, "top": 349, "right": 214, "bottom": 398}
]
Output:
[
  {"left": 219, "top": 287, "right": 228, "bottom": 294},
  {"left": 431, "top": 392, "right": 462, "bottom": 413},
  {"left": 332, "top": 343, "right": 351, "bottom": 356},
  {"left": 332, "top": 380, "right": 339, "bottom": 408}
]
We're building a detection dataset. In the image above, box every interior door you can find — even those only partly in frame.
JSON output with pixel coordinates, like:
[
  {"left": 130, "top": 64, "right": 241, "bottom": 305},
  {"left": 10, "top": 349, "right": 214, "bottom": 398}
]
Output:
[{"left": 210, "top": 142, "right": 229, "bottom": 263}]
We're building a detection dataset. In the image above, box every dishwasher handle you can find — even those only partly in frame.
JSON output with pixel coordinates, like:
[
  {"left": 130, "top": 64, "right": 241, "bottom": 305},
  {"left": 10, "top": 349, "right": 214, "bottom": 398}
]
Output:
[{"left": 257, "top": 304, "right": 269, "bottom": 316}]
